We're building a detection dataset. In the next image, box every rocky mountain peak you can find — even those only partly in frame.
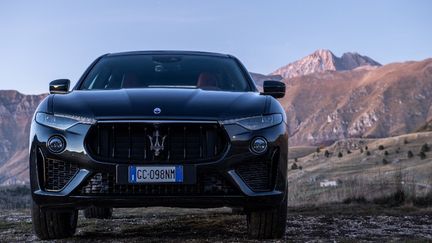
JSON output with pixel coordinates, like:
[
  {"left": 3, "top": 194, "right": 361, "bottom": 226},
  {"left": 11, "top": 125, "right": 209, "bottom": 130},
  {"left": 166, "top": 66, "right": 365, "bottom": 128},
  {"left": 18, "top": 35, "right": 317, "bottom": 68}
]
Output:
[
  {"left": 311, "top": 49, "right": 335, "bottom": 59},
  {"left": 339, "top": 52, "right": 381, "bottom": 70},
  {"left": 271, "top": 49, "right": 381, "bottom": 79}
]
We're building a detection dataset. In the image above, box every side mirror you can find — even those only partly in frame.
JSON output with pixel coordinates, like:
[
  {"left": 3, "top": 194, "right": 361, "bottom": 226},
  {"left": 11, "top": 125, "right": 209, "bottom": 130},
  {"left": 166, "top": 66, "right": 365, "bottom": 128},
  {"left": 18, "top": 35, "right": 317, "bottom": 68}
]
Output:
[
  {"left": 262, "top": 80, "right": 285, "bottom": 98},
  {"left": 49, "top": 79, "right": 70, "bottom": 94}
]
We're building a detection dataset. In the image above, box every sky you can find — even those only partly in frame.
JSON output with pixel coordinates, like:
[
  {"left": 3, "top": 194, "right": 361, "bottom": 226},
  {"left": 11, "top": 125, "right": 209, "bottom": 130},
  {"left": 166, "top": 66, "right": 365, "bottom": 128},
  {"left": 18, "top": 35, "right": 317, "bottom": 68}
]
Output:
[{"left": 0, "top": 0, "right": 431, "bottom": 94}]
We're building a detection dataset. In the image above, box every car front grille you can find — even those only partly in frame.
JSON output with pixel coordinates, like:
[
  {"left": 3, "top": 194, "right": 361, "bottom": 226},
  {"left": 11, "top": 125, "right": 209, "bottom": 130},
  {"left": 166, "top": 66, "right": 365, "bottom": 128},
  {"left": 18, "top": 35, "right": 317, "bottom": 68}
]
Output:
[
  {"left": 78, "top": 172, "right": 239, "bottom": 196},
  {"left": 44, "top": 159, "right": 79, "bottom": 191},
  {"left": 85, "top": 122, "right": 228, "bottom": 163}
]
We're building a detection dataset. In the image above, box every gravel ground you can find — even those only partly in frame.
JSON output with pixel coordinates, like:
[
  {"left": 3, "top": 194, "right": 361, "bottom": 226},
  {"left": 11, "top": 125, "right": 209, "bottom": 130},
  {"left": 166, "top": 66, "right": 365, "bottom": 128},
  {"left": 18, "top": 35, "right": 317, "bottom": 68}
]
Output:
[{"left": 1, "top": 205, "right": 432, "bottom": 242}]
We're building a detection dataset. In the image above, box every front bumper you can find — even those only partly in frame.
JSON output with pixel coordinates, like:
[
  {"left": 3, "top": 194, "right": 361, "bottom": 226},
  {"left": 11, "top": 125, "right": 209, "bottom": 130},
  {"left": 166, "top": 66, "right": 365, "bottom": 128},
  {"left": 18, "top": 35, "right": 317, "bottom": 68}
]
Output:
[{"left": 29, "top": 120, "right": 288, "bottom": 210}]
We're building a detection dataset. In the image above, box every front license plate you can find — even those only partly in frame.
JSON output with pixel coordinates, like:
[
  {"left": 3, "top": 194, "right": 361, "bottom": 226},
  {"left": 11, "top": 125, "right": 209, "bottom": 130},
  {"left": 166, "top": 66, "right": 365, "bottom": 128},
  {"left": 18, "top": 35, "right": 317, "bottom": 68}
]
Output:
[{"left": 129, "top": 165, "right": 183, "bottom": 183}]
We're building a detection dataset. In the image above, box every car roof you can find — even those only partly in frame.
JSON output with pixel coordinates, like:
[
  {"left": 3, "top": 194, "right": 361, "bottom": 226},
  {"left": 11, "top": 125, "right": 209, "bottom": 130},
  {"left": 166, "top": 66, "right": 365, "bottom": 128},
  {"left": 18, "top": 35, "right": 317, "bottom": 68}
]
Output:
[{"left": 106, "top": 50, "right": 231, "bottom": 58}]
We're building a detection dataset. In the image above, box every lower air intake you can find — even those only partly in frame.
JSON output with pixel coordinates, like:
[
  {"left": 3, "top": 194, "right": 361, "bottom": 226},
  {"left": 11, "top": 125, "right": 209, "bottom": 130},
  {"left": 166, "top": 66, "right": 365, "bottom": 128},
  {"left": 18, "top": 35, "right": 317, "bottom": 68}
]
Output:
[
  {"left": 236, "top": 148, "right": 280, "bottom": 192},
  {"left": 78, "top": 172, "right": 239, "bottom": 196},
  {"left": 44, "top": 159, "right": 79, "bottom": 191}
]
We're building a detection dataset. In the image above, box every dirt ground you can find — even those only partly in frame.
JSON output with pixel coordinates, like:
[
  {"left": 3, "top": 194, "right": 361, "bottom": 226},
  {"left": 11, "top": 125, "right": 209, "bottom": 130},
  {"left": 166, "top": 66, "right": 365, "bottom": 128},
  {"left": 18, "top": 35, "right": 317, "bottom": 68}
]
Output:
[{"left": 1, "top": 204, "right": 432, "bottom": 242}]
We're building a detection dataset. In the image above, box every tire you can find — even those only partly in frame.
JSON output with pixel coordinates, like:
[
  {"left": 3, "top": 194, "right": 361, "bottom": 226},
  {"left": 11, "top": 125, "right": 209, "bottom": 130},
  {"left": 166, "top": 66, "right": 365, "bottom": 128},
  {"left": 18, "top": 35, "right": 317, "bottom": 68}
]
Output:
[
  {"left": 247, "top": 198, "right": 287, "bottom": 239},
  {"left": 32, "top": 201, "right": 78, "bottom": 240},
  {"left": 84, "top": 207, "right": 113, "bottom": 219},
  {"left": 231, "top": 207, "right": 244, "bottom": 214}
]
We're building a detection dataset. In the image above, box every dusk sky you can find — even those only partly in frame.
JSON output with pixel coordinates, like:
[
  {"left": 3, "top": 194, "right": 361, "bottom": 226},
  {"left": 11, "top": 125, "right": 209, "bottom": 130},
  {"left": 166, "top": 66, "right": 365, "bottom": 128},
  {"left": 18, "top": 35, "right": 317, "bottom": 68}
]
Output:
[{"left": 0, "top": 0, "right": 431, "bottom": 94}]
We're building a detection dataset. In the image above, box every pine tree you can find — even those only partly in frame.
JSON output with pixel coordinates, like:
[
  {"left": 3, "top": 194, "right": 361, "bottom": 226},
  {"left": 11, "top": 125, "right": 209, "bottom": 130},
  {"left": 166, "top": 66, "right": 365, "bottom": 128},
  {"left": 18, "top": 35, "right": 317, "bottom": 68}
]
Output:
[{"left": 407, "top": 150, "right": 414, "bottom": 158}]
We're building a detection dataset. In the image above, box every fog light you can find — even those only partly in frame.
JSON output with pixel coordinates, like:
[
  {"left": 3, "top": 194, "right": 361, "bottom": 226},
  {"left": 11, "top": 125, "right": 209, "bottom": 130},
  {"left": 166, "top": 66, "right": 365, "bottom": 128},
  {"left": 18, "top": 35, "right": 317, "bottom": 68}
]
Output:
[
  {"left": 251, "top": 137, "right": 268, "bottom": 154},
  {"left": 47, "top": 136, "right": 66, "bottom": 153}
]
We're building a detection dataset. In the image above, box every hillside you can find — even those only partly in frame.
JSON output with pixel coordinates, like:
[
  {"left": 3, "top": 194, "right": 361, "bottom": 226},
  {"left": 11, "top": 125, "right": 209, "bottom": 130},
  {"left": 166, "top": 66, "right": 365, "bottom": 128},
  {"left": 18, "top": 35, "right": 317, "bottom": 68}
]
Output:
[
  {"left": 280, "top": 58, "right": 432, "bottom": 146},
  {"left": 417, "top": 119, "right": 432, "bottom": 132},
  {"left": 288, "top": 132, "right": 432, "bottom": 206},
  {"left": 0, "top": 91, "right": 46, "bottom": 184}
]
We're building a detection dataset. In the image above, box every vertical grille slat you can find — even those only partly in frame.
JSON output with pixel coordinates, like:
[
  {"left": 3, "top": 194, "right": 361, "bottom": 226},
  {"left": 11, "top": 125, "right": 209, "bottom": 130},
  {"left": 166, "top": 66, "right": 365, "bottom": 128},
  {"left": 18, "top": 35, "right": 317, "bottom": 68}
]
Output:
[
  {"left": 111, "top": 125, "right": 115, "bottom": 158},
  {"left": 199, "top": 126, "right": 203, "bottom": 158},
  {"left": 97, "top": 125, "right": 100, "bottom": 154},
  {"left": 144, "top": 127, "right": 147, "bottom": 160},
  {"left": 86, "top": 122, "right": 227, "bottom": 163},
  {"left": 214, "top": 125, "right": 218, "bottom": 156},
  {"left": 183, "top": 126, "right": 186, "bottom": 159},
  {"left": 128, "top": 123, "right": 131, "bottom": 159},
  {"left": 167, "top": 127, "right": 171, "bottom": 161}
]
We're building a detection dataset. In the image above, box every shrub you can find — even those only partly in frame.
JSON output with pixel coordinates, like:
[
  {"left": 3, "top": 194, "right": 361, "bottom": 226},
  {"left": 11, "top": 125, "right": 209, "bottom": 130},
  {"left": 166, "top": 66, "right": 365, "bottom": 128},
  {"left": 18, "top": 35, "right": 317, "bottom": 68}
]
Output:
[
  {"left": 294, "top": 158, "right": 298, "bottom": 162},
  {"left": 0, "top": 186, "right": 32, "bottom": 209},
  {"left": 382, "top": 158, "right": 389, "bottom": 165},
  {"left": 360, "top": 148, "right": 364, "bottom": 153},
  {"left": 343, "top": 196, "right": 368, "bottom": 204},
  {"left": 407, "top": 150, "right": 414, "bottom": 158},
  {"left": 384, "top": 150, "right": 389, "bottom": 156},
  {"left": 419, "top": 151, "right": 426, "bottom": 160},
  {"left": 413, "top": 193, "right": 432, "bottom": 207},
  {"left": 324, "top": 150, "right": 330, "bottom": 158},
  {"left": 338, "top": 152, "right": 343, "bottom": 158},
  {"left": 347, "top": 150, "right": 352, "bottom": 154},
  {"left": 404, "top": 138, "right": 409, "bottom": 144},
  {"left": 420, "top": 143, "right": 430, "bottom": 153},
  {"left": 396, "top": 147, "right": 400, "bottom": 154},
  {"left": 373, "top": 190, "right": 405, "bottom": 206},
  {"left": 298, "top": 166, "right": 303, "bottom": 170},
  {"left": 365, "top": 146, "right": 368, "bottom": 150},
  {"left": 366, "top": 151, "right": 371, "bottom": 156},
  {"left": 291, "top": 163, "right": 298, "bottom": 170},
  {"left": 378, "top": 145, "right": 385, "bottom": 150},
  {"left": 316, "top": 147, "right": 321, "bottom": 153}
]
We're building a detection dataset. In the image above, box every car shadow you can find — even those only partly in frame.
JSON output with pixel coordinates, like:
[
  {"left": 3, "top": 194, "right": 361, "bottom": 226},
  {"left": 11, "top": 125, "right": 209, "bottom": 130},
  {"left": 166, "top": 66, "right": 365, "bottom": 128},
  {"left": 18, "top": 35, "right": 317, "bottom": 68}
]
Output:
[{"left": 73, "top": 211, "right": 248, "bottom": 241}]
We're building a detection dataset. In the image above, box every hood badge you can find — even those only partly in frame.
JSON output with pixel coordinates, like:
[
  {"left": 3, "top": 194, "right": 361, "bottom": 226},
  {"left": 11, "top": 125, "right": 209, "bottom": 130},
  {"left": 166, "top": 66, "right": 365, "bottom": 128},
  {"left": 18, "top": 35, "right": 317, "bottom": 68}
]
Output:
[
  {"left": 148, "top": 127, "right": 166, "bottom": 157},
  {"left": 153, "top": 107, "right": 161, "bottom": 115}
]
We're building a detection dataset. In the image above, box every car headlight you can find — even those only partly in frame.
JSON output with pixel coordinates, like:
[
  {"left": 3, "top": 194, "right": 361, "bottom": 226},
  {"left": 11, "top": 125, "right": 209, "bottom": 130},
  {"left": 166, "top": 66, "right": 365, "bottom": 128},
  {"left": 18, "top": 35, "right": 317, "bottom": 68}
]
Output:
[
  {"left": 222, "top": 114, "right": 283, "bottom": 130},
  {"left": 35, "top": 112, "right": 95, "bottom": 130}
]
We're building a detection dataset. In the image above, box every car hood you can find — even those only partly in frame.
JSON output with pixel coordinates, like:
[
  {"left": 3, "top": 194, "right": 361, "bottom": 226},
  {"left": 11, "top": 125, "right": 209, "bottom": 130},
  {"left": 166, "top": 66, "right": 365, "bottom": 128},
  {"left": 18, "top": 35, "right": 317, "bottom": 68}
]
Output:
[{"left": 52, "top": 88, "right": 268, "bottom": 120}]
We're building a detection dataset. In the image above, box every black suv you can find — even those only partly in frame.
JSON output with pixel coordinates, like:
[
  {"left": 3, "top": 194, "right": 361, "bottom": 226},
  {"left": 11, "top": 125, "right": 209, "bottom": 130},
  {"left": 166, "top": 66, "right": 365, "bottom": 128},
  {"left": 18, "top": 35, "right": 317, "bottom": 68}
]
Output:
[{"left": 30, "top": 51, "right": 288, "bottom": 239}]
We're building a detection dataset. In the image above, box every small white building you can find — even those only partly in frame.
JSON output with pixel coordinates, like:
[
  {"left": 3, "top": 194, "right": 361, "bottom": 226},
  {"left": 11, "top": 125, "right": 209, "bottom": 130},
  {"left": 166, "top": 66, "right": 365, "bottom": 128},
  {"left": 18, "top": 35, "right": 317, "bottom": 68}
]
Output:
[{"left": 320, "top": 180, "right": 338, "bottom": 187}]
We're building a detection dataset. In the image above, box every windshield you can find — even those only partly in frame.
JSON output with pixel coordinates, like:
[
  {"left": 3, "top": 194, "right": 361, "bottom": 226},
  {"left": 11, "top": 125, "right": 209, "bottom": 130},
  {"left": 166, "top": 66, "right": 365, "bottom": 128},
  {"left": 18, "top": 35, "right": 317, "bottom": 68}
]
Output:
[{"left": 79, "top": 54, "right": 252, "bottom": 91}]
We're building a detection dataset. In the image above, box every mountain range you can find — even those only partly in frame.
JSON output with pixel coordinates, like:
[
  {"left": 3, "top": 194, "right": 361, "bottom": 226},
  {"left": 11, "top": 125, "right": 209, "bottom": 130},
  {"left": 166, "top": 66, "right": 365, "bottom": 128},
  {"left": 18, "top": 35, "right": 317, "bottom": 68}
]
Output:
[
  {"left": 0, "top": 49, "right": 431, "bottom": 184},
  {"left": 279, "top": 57, "right": 432, "bottom": 145},
  {"left": 271, "top": 49, "right": 382, "bottom": 79},
  {"left": 0, "top": 91, "right": 46, "bottom": 184}
]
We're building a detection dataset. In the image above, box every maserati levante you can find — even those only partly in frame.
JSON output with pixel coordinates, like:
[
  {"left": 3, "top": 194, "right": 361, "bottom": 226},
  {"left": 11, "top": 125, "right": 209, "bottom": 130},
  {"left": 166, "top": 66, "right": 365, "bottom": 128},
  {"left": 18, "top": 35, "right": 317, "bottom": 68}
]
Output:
[{"left": 29, "top": 51, "right": 288, "bottom": 239}]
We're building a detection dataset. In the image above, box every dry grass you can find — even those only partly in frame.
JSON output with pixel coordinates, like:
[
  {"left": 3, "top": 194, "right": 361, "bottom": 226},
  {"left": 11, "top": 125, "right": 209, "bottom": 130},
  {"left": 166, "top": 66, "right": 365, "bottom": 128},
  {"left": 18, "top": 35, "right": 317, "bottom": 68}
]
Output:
[
  {"left": 288, "top": 132, "right": 432, "bottom": 206},
  {"left": 288, "top": 146, "right": 318, "bottom": 160}
]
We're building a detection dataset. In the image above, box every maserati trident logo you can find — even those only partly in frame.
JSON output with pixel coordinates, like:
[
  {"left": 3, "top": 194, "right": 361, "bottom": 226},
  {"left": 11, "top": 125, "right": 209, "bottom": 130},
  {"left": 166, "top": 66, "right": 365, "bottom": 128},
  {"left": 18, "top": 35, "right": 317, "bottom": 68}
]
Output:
[
  {"left": 148, "top": 128, "right": 166, "bottom": 156},
  {"left": 153, "top": 107, "right": 161, "bottom": 115}
]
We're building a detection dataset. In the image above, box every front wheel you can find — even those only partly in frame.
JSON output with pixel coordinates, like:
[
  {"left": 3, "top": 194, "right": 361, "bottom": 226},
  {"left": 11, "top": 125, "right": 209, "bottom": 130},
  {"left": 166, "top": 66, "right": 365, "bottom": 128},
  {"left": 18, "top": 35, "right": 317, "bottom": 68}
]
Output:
[
  {"left": 32, "top": 201, "right": 78, "bottom": 240},
  {"left": 246, "top": 198, "right": 287, "bottom": 239}
]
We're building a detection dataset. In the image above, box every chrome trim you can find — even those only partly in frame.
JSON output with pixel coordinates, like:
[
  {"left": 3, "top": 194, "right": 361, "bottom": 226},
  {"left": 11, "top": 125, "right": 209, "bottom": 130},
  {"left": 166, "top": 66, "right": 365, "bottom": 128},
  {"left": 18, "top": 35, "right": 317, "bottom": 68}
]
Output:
[
  {"left": 96, "top": 120, "right": 218, "bottom": 124},
  {"left": 37, "top": 147, "right": 46, "bottom": 190}
]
